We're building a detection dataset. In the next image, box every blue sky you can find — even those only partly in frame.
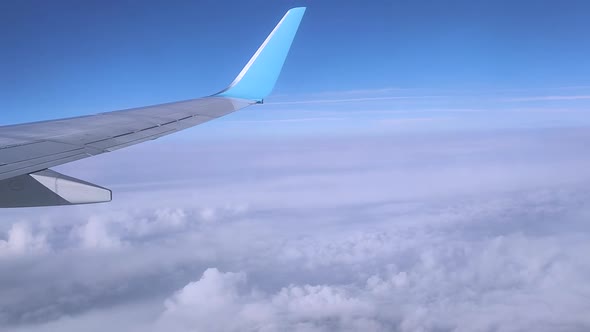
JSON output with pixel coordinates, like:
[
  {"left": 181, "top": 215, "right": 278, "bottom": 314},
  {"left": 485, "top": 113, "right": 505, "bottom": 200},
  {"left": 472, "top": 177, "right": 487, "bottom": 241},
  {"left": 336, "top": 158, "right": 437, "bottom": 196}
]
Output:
[{"left": 1, "top": 0, "right": 590, "bottom": 133}]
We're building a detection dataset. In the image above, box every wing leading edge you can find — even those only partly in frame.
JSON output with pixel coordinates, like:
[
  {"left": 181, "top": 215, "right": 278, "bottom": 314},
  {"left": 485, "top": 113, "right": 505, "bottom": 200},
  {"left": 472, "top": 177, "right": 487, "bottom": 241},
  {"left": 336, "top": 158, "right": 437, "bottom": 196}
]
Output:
[{"left": 0, "top": 7, "right": 306, "bottom": 207}]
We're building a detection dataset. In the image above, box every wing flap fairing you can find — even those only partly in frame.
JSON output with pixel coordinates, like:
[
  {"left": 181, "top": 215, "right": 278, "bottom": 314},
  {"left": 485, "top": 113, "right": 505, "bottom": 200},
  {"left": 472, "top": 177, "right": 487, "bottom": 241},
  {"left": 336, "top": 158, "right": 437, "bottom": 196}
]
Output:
[{"left": 0, "top": 169, "right": 111, "bottom": 208}]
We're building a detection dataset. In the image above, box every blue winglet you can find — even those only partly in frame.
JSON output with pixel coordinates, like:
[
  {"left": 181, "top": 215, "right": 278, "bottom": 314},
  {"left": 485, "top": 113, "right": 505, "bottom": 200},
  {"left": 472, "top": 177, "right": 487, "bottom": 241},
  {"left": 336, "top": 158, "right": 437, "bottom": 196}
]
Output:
[{"left": 215, "top": 7, "right": 306, "bottom": 102}]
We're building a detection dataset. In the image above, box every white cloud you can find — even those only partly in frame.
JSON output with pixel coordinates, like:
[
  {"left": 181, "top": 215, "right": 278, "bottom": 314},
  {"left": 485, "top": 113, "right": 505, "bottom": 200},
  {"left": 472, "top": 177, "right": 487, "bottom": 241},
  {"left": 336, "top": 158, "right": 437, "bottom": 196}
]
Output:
[
  {"left": 503, "top": 95, "right": 590, "bottom": 102},
  {"left": 157, "top": 268, "right": 378, "bottom": 332},
  {"left": 152, "top": 227, "right": 590, "bottom": 332},
  {"left": 158, "top": 268, "right": 250, "bottom": 332},
  {"left": 73, "top": 216, "right": 122, "bottom": 250},
  {"left": 3, "top": 130, "right": 590, "bottom": 332},
  {"left": 0, "top": 222, "right": 48, "bottom": 256}
]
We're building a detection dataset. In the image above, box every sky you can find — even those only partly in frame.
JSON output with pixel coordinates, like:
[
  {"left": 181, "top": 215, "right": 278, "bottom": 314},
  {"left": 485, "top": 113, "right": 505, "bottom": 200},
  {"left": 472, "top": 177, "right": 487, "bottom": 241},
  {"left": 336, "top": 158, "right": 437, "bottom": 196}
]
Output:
[
  {"left": 2, "top": 0, "right": 590, "bottom": 129},
  {"left": 2, "top": 1, "right": 590, "bottom": 331}
]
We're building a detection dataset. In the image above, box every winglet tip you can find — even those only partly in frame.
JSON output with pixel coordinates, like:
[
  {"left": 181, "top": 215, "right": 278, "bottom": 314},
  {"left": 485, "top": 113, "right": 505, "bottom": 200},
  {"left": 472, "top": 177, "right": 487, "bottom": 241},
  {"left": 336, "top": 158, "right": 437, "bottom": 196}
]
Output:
[
  {"left": 215, "top": 7, "right": 306, "bottom": 101},
  {"left": 288, "top": 7, "right": 307, "bottom": 13}
]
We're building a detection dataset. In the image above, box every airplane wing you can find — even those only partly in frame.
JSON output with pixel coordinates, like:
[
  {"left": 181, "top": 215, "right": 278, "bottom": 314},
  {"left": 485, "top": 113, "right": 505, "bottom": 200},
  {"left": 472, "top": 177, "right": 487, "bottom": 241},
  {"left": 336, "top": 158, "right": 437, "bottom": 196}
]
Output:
[{"left": 0, "top": 7, "right": 306, "bottom": 207}]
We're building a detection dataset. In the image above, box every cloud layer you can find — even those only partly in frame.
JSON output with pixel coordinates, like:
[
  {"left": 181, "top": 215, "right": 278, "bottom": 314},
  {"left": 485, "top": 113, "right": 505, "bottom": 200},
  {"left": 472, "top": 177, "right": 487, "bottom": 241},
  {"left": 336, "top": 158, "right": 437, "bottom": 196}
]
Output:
[{"left": 2, "top": 129, "right": 590, "bottom": 332}]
